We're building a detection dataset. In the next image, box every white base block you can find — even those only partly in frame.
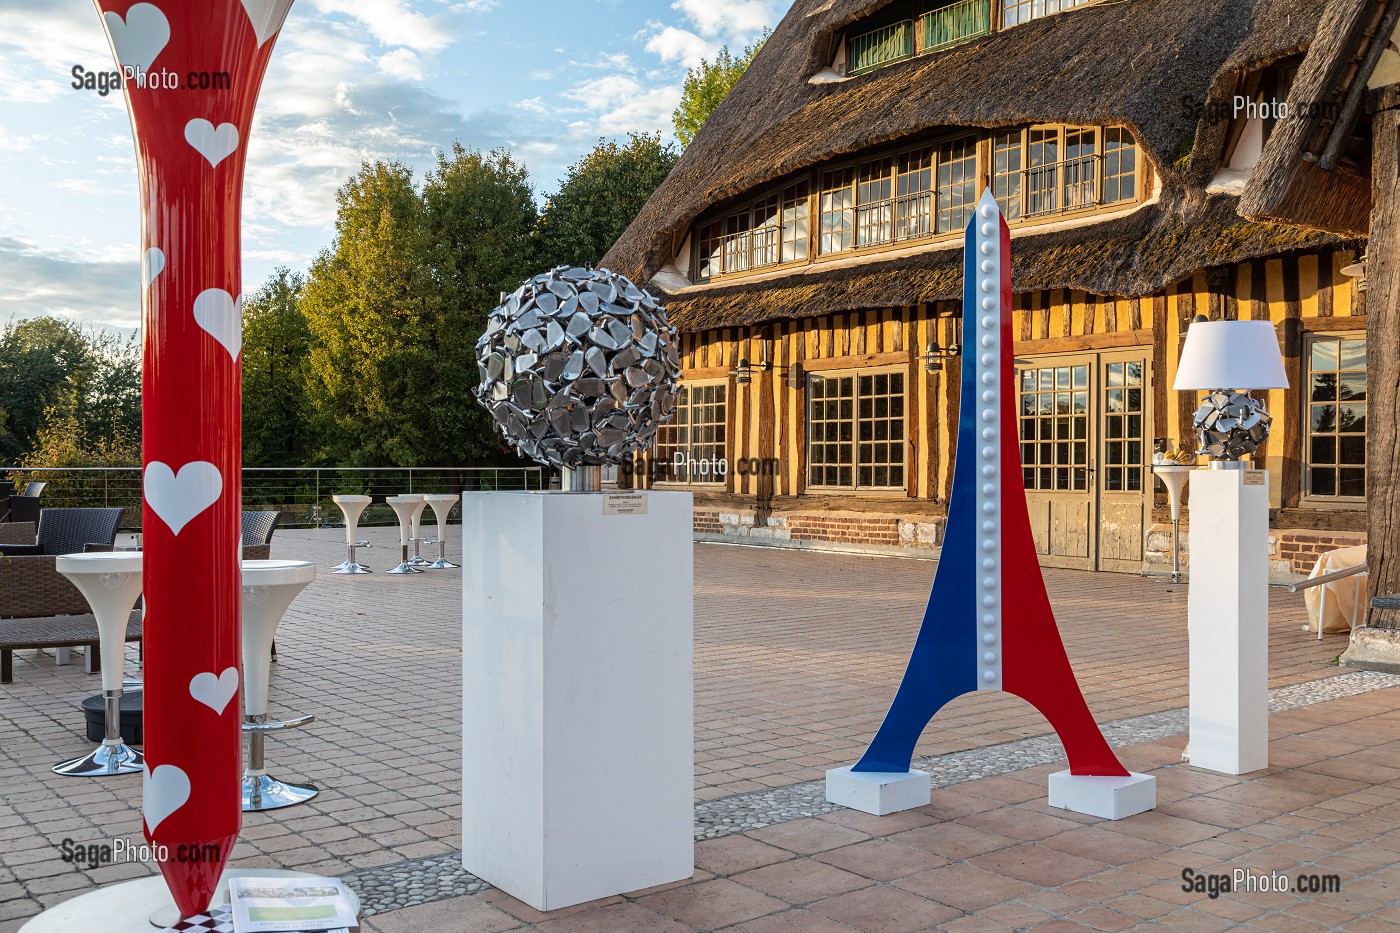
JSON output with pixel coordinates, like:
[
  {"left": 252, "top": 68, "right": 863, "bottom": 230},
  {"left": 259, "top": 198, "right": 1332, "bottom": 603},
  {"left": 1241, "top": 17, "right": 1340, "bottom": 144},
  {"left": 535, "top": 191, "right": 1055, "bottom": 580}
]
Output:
[
  {"left": 461, "top": 491, "right": 694, "bottom": 912},
  {"left": 1188, "top": 470, "right": 1270, "bottom": 775},
  {"left": 1048, "top": 770, "right": 1157, "bottom": 820},
  {"left": 825, "top": 766, "right": 931, "bottom": 815}
]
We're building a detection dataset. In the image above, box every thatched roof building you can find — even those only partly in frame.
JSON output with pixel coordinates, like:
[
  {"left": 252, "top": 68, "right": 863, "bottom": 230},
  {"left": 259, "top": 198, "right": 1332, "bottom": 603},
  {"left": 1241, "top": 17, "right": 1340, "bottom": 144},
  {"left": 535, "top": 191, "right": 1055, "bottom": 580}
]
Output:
[{"left": 603, "top": 0, "right": 1344, "bottom": 331}]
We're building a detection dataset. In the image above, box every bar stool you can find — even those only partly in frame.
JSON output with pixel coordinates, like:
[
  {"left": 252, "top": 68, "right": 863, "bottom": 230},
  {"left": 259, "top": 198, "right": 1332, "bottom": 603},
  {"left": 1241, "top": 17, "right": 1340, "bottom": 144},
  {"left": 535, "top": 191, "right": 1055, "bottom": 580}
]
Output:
[
  {"left": 408, "top": 500, "right": 433, "bottom": 568},
  {"left": 241, "top": 559, "right": 318, "bottom": 811},
  {"left": 386, "top": 495, "right": 426, "bottom": 575},
  {"left": 331, "top": 495, "right": 373, "bottom": 574},
  {"left": 423, "top": 494, "right": 460, "bottom": 569},
  {"left": 52, "top": 552, "right": 144, "bottom": 776}
]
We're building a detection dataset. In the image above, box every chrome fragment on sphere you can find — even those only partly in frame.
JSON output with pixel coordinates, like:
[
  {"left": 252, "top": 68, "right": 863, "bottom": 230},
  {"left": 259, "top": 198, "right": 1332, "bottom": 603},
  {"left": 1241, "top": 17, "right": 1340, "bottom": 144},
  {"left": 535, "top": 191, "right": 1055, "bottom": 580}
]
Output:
[
  {"left": 1192, "top": 390, "right": 1272, "bottom": 461},
  {"left": 475, "top": 266, "right": 682, "bottom": 468}
]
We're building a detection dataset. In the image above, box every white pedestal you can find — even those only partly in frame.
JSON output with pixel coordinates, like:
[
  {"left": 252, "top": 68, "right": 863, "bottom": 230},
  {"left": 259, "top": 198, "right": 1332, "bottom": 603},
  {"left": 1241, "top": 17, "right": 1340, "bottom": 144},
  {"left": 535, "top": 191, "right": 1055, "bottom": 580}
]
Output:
[
  {"left": 461, "top": 491, "right": 695, "bottom": 912},
  {"left": 1187, "top": 468, "right": 1270, "bottom": 774},
  {"left": 826, "top": 767, "right": 930, "bottom": 815},
  {"left": 1048, "top": 771, "right": 1157, "bottom": 820}
]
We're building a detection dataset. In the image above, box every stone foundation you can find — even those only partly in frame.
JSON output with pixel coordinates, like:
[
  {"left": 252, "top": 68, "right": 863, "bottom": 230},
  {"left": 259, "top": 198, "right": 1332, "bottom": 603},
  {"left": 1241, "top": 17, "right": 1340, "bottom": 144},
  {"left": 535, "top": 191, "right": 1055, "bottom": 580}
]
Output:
[
  {"left": 1340, "top": 626, "right": 1400, "bottom": 674},
  {"left": 694, "top": 509, "right": 944, "bottom": 557},
  {"left": 1143, "top": 524, "right": 1366, "bottom": 583}
]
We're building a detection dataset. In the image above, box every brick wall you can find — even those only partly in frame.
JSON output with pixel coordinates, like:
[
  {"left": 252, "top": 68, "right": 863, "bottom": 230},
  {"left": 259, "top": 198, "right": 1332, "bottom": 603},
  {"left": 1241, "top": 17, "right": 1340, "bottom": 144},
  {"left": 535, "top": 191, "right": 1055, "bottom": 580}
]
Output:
[
  {"left": 1276, "top": 531, "right": 1367, "bottom": 574},
  {"left": 694, "top": 509, "right": 944, "bottom": 554}
]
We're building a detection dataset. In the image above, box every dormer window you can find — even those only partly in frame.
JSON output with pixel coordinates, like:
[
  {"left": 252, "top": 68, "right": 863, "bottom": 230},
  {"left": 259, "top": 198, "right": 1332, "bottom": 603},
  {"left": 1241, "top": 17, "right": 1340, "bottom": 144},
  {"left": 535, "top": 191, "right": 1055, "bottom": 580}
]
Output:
[
  {"left": 848, "top": 1, "right": 993, "bottom": 75},
  {"left": 1001, "top": 0, "right": 1101, "bottom": 28}
]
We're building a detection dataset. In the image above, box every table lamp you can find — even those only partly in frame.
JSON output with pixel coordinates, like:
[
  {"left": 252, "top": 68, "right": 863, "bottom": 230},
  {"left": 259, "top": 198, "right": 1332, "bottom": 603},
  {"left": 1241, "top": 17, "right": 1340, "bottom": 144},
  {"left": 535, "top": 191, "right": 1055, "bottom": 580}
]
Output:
[{"left": 1173, "top": 317, "right": 1289, "bottom": 467}]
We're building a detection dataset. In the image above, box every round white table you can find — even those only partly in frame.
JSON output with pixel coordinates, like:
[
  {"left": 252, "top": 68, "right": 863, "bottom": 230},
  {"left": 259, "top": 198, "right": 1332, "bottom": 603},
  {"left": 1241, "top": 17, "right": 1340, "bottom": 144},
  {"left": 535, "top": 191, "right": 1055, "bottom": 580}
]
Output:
[
  {"left": 52, "top": 552, "right": 144, "bottom": 777},
  {"left": 241, "top": 559, "right": 318, "bottom": 811}
]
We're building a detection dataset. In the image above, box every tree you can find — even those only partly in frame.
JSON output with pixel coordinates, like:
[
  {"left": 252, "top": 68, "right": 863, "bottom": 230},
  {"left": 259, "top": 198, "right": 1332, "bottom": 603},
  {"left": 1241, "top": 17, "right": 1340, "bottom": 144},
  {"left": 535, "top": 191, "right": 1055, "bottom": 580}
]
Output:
[
  {"left": 300, "top": 160, "right": 434, "bottom": 466},
  {"left": 300, "top": 148, "right": 538, "bottom": 467},
  {"left": 672, "top": 35, "right": 768, "bottom": 148},
  {"left": 242, "top": 267, "right": 311, "bottom": 466},
  {"left": 422, "top": 144, "right": 538, "bottom": 464},
  {"left": 0, "top": 317, "right": 139, "bottom": 463},
  {"left": 533, "top": 133, "right": 680, "bottom": 269}
]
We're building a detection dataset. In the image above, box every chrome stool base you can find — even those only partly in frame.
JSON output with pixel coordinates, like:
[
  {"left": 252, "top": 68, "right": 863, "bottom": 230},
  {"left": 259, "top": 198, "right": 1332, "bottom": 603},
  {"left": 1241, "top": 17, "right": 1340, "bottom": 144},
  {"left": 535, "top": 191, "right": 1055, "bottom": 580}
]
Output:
[
  {"left": 53, "top": 742, "right": 143, "bottom": 777},
  {"left": 243, "top": 773, "right": 319, "bottom": 812},
  {"left": 333, "top": 563, "right": 373, "bottom": 575},
  {"left": 428, "top": 558, "right": 460, "bottom": 569},
  {"left": 387, "top": 563, "right": 424, "bottom": 574},
  {"left": 243, "top": 713, "right": 317, "bottom": 812}
]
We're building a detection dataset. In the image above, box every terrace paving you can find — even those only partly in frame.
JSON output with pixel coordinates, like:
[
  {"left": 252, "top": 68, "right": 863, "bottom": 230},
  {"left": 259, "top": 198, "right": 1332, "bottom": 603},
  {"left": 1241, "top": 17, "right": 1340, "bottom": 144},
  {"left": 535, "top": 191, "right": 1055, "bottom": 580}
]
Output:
[{"left": 0, "top": 528, "right": 1391, "bottom": 932}]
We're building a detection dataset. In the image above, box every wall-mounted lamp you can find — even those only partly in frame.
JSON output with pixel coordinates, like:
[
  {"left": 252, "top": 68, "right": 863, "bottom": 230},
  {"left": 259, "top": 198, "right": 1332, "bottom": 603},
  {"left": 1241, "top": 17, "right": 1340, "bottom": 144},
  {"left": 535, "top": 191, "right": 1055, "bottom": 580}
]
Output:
[
  {"left": 1341, "top": 254, "right": 1367, "bottom": 293},
  {"left": 731, "top": 358, "right": 773, "bottom": 386},
  {"left": 918, "top": 338, "right": 962, "bottom": 373}
]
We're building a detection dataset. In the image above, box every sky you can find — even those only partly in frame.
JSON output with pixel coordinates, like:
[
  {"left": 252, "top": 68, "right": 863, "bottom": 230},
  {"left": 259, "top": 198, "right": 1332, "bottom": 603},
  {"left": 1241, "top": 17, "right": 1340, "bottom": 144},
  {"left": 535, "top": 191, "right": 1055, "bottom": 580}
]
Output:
[{"left": 0, "top": 0, "right": 791, "bottom": 331}]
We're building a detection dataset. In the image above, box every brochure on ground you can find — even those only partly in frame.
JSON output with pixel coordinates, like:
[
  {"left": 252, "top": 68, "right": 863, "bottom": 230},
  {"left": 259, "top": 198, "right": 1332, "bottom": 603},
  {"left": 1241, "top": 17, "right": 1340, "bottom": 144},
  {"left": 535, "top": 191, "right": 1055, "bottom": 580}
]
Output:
[{"left": 227, "top": 876, "right": 358, "bottom": 933}]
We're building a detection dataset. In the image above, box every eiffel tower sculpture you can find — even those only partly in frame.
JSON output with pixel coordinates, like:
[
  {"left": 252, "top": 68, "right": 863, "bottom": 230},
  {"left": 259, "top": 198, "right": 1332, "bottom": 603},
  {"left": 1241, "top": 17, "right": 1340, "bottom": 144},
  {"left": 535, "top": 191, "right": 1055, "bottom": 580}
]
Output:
[{"left": 826, "top": 191, "right": 1157, "bottom": 821}]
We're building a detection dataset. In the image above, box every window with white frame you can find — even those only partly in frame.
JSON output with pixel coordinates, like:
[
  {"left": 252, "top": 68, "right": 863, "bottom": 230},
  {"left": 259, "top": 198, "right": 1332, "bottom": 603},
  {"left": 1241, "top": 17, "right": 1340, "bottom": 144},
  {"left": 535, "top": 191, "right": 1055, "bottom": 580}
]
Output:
[
  {"left": 655, "top": 383, "right": 728, "bottom": 484},
  {"left": 992, "top": 125, "right": 1139, "bottom": 221},
  {"left": 1305, "top": 335, "right": 1367, "bottom": 500},
  {"left": 808, "top": 371, "right": 906, "bottom": 490}
]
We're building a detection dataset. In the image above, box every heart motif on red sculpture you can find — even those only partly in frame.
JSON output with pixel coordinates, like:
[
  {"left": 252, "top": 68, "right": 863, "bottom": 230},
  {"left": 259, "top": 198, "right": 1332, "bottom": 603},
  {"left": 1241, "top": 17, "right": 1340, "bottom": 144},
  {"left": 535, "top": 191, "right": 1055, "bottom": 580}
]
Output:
[
  {"left": 189, "top": 667, "right": 240, "bottom": 716},
  {"left": 144, "top": 763, "right": 191, "bottom": 834},
  {"left": 193, "top": 288, "right": 243, "bottom": 359},
  {"left": 184, "top": 119, "right": 240, "bottom": 169},
  {"left": 102, "top": 2, "right": 170, "bottom": 78},
  {"left": 240, "top": 0, "right": 295, "bottom": 46},
  {"left": 145, "top": 461, "right": 223, "bottom": 537}
]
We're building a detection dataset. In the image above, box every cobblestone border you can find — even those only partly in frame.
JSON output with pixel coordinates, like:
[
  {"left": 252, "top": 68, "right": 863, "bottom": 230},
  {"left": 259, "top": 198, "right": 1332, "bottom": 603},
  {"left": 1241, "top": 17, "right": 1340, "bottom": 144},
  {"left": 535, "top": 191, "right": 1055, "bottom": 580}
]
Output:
[{"left": 345, "top": 670, "right": 1400, "bottom": 915}]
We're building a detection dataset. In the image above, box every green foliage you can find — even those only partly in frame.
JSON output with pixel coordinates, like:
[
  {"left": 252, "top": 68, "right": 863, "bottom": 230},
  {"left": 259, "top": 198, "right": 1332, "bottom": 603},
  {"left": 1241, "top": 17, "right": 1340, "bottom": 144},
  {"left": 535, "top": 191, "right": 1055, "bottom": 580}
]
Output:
[
  {"left": 533, "top": 133, "right": 680, "bottom": 269},
  {"left": 242, "top": 267, "right": 312, "bottom": 466},
  {"left": 672, "top": 35, "right": 768, "bottom": 148},
  {"left": 0, "top": 317, "right": 140, "bottom": 464},
  {"left": 301, "top": 148, "right": 537, "bottom": 467}
]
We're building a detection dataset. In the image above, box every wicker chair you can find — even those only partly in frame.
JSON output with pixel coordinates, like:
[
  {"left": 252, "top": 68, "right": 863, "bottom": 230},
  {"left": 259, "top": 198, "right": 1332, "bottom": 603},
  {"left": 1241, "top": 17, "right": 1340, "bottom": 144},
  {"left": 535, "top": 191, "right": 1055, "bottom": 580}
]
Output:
[
  {"left": 0, "top": 508, "right": 124, "bottom": 557},
  {"left": 241, "top": 511, "right": 281, "bottom": 562}
]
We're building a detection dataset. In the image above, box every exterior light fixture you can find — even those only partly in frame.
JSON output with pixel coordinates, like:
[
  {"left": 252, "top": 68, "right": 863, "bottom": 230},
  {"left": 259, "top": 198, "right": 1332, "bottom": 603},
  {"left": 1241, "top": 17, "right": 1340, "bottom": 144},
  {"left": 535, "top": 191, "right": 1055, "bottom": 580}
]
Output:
[
  {"left": 1173, "top": 316, "right": 1289, "bottom": 467},
  {"left": 919, "top": 338, "right": 963, "bottom": 373},
  {"left": 732, "top": 357, "right": 776, "bottom": 386},
  {"left": 1341, "top": 254, "right": 1367, "bottom": 292}
]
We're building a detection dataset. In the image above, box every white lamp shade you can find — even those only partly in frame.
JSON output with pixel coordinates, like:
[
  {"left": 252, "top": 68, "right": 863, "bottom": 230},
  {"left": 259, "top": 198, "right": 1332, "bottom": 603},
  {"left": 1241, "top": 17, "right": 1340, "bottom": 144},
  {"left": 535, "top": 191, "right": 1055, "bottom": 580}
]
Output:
[{"left": 1173, "top": 320, "right": 1289, "bottom": 391}]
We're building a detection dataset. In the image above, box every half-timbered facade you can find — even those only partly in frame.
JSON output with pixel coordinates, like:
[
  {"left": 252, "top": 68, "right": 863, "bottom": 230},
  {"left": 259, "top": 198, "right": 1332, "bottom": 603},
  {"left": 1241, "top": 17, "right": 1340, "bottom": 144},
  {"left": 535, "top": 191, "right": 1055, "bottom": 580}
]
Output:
[{"left": 605, "top": 0, "right": 1368, "bottom": 575}]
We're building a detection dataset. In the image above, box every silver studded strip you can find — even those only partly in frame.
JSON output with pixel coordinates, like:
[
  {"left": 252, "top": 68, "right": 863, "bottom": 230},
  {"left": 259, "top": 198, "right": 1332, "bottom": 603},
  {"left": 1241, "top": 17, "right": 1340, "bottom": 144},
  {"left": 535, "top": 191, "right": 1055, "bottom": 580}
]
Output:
[{"left": 974, "top": 197, "right": 1003, "bottom": 692}]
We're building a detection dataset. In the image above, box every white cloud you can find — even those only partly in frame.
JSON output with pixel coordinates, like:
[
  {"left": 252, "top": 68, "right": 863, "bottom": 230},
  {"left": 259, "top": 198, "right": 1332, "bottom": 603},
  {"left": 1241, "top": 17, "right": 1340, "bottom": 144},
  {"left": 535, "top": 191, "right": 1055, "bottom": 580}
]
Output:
[
  {"left": 0, "top": 236, "right": 141, "bottom": 329},
  {"left": 378, "top": 48, "right": 426, "bottom": 80},
  {"left": 645, "top": 26, "right": 712, "bottom": 68}
]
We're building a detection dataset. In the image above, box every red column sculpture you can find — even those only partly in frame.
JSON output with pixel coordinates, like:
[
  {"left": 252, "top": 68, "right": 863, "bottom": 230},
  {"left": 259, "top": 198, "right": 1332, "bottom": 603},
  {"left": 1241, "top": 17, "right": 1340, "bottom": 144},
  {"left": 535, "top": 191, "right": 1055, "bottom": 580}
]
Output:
[{"left": 94, "top": 0, "right": 294, "bottom": 918}]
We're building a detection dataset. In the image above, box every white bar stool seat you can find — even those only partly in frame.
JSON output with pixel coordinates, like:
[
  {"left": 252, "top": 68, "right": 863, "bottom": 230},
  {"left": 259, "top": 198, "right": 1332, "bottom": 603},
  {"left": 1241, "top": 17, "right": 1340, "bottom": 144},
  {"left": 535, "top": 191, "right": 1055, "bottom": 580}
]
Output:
[
  {"left": 241, "top": 559, "right": 318, "bottom": 811},
  {"left": 423, "top": 494, "right": 460, "bottom": 569},
  {"left": 386, "top": 495, "right": 427, "bottom": 575},
  {"left": 332, "top": 495, "right": 373, "bottom": 574},
  {"left": 52, "top": 552, "right": 144, "bottom": 777}
]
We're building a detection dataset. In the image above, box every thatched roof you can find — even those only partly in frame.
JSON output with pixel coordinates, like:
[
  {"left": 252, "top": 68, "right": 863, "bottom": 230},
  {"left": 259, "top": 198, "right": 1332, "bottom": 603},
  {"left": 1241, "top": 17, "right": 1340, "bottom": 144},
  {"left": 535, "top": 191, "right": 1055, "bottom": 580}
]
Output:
[
  {"left": 602, "top": 0, "right": 1343, "bottom": 331},
  {"left": 1239, "top": 0, "right": 1389, "bottom": 236}
]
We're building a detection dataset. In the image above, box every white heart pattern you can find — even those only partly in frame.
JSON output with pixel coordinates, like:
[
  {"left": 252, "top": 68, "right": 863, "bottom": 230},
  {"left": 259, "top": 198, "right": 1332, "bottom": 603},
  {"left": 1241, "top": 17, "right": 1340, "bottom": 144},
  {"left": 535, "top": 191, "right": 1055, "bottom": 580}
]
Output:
[
  {"left": 144, "top": 462, "right": 223, "bottom": 537},
  {"left": 142, "top": 247, "right": 165, "bottom": 289},
  {"left": 184, "top": 119, "right": 240, "bottom": 169},
  {"left": 193, "top": 289, "right": 243, "bottom": 359},
  {"left": 240, "top": 0, "right": 295, "bottom": 46},
  {"left": 102, "top": 3, "right": 170, "bottom": 78},
  {"left": 144, "top": 764, "right": 191, "bottom": 834},
  {"left": 189, "top": 667, "right": 240, "bottom": 716}
]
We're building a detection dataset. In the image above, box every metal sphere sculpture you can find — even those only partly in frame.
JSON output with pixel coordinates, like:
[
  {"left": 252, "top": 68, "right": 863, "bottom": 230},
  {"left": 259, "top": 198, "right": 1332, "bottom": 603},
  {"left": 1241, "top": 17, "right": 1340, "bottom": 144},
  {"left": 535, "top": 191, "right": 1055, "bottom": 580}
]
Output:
[
  {"left": 1192, "top": 390, "right": 1272, "bottom": 461},
  {"left": 475, "top": 266, "right": 682, "bottom": 468}
]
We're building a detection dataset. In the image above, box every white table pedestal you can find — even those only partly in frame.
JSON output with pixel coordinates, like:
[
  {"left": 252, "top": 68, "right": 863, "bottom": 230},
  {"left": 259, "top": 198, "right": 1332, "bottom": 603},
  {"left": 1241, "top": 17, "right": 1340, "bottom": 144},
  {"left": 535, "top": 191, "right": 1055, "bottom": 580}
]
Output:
[
  {"left": 241, "top": 560, "right": 318, "bottom": 811},
  {"left": 332, "top": 495, "right": 373, "bottom": 575},
  {"left": 52, "top": 552, "right": 144, "bottom": 777},
  {"left": 462, "top": 491, "right": 694, "bottom": 912},
  {"left": 1188, "top": 466, "right": 1269, "bottom": 774},
  {"left": 386, "top": 495, "right": 426, "bottom": 575},
  {"left": 423, "top": 494, "right": 460, "bottom": 569}
]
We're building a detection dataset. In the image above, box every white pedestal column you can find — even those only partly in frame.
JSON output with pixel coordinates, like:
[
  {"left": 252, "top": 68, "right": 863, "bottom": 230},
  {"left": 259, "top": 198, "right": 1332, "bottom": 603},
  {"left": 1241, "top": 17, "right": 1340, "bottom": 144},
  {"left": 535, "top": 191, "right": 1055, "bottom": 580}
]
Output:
[
  {"left": 1188, "top": 468, "right": 1270, "bottom": 775},
  {"left": 461, "top": 490, "right": 695, "bottom": 912}
]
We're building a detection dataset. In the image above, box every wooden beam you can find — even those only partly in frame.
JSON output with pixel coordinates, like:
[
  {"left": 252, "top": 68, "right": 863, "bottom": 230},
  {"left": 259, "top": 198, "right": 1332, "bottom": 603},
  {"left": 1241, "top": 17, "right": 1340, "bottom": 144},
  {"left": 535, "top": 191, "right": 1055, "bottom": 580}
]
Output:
[
  {"left": 1013, "top": 329, "right": 1154, "bottom": 355},
  {"left": 1368, "top": 97, "right": 1400, "bottom": 628}
]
